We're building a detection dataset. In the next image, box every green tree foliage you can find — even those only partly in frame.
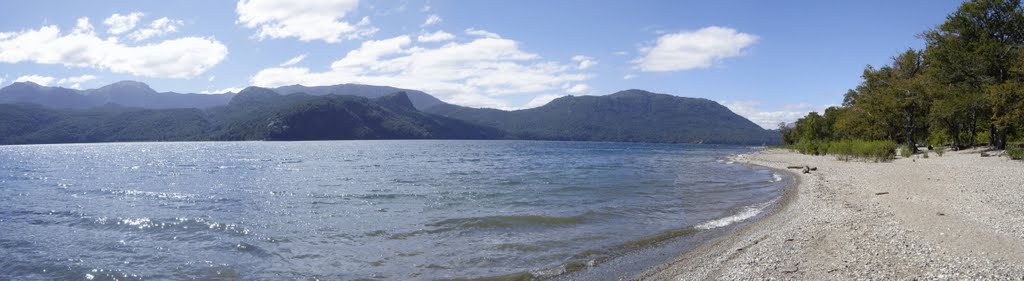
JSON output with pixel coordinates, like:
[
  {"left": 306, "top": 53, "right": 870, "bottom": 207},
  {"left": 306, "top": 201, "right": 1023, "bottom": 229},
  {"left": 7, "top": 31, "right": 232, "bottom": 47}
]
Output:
[{"left": 786, "top": 0, "right": 1024, "bottom": 157}]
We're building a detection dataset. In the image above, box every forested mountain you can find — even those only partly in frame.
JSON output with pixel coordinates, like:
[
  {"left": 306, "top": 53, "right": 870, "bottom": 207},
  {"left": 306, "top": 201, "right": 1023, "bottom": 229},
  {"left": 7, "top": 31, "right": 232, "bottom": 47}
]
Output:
[
  {"left": 207, "top": 87, "right": 502, "bottom": 141},
  {"left": 426, "top": 89, "right": 778, "bottom": 145},
  {"left": 1, "top": 80, "right": 777, "bottom": 145},
  {"left": 0, "top": 81, "right": 233, "bottom": 109},
  {"left": 273, "top": 84, "right": 444, "bottom": 110},
  {"left": 0, "top": 88, "right": 500, "bottom": 144}
]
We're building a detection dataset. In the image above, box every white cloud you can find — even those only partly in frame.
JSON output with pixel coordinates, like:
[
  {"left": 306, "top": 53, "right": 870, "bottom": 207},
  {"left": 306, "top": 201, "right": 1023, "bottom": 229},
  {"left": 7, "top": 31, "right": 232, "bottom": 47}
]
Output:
[
  {"left": 103, "top": 12, "right": 144, "bottom": 35},
  {"left": 0, "top": 77, "right": 4, "bottom": 86},
  {"left": 417, "top": 30, "right": 455, "bottom": 42},
  {"left": 422, "top": 14, "right": 442, "bottom": 27},
  {"left": 613, "top": 51, "right": 629, "bottom": 56},
  {"left": 465, "top": 28, "right": 500, "bottom": 39},
  {"left": 633, "top": 26, "right": 758, "bottom": 72},
  {"left": 128, "top": 17, "right": 183, "bottom": 41},
  {"left": 208, "top": 75, "right": 216, "bottom": 82},
  {"left": 571, "top": 55, "right": 596, "bottom": 70},
  {"left": 15, "top": 75, "right": 55, "bottom": 86},
  {"left": 0, "top": 19, "right": 228, "bottom": 79},
  {"left": 73, "top": 17, "right": 94, "bottom": 34},
  {"left": 280, "top": 53, "right": 307, "bottom": 66},
  {"left": 721, "top": 100, "right": 831, "bottom": 129},
  {"left": 250, "top": 33, "right": 592, "bottom": 109},
  {"left": 56, "top": 74, "right": 98, "bottom": 89},
  {"left": 525, "top": 94, "right": 564, "bottom": 108},
  {"left": 236, "top": 0, "right": 375, "bottom": 43},
  {"left": 566, "top": 84, "right": 589, "bottom": 94},
  {"left": 623, "top": 74, "right": 637, "bottom": 80},
  {"left": 200, "top": 86, "right": 246, "bottom": 94}
]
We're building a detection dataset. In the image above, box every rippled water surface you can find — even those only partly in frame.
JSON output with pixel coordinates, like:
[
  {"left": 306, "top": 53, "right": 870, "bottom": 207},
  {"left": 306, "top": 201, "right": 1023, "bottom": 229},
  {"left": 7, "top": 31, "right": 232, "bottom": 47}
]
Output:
[{"left": 0, "top": 140, "right": 787, "bottom": 280}]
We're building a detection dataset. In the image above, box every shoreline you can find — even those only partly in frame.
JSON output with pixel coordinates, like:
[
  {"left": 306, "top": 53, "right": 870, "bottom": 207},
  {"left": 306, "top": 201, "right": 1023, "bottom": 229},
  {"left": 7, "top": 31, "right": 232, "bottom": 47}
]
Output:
[{"left": 640, "top": 148, "right": 1024, "bottom": 279}]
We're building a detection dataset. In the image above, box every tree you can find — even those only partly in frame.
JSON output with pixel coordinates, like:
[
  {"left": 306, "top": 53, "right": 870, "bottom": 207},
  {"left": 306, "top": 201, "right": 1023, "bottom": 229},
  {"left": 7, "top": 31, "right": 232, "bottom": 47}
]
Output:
[{"left": 924, "top": 0, "right": 1024, "bottom": 149}]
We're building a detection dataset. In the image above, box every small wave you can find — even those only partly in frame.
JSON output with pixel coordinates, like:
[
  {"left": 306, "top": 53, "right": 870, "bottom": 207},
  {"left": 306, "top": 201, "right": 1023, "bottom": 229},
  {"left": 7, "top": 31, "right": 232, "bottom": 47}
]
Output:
[
  {"left": 427, "top": 215, "right": 583, "bottom": 229},
  {"left": 695, "top": 201, "right": 772, "bottom": 230},
  {"left": 770, "top": 173, "right": 783, "bottom": 183},
  {"left": 106, "top": 189, "right": 197, "bottom": 200},
  {"left": 81, "top": 216, "right": 252, "bottom": 236}
]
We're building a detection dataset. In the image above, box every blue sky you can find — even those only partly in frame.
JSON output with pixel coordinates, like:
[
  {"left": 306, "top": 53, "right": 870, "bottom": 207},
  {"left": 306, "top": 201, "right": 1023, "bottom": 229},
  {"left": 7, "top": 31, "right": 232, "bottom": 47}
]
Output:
[{"left": 0, "top": 0, "right": 963, "bottom": 128}]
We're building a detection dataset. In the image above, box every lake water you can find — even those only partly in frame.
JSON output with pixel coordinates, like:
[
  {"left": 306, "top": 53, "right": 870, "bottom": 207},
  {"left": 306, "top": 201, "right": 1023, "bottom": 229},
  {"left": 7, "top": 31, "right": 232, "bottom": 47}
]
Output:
[{"left": 0, "top": 140, "right": 788, "bottom": 280}]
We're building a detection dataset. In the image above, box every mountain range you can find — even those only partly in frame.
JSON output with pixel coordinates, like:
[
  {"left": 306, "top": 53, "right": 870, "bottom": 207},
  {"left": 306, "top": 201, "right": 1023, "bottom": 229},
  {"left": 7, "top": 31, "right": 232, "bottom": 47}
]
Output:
[{"left": 0, "top": 81, "right": 779, "bottom": 145}]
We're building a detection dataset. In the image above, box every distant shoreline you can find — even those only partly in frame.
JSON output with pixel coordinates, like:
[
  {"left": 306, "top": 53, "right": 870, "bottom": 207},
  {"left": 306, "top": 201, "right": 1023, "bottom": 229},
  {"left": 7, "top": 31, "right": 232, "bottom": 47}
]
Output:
[{"left": 640, "top": 148, "right": 1024, "bottom": 279}]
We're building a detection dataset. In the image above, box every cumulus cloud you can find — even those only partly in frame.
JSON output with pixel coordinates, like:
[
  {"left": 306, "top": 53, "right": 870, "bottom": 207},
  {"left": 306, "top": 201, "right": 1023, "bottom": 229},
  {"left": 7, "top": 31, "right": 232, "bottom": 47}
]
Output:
[
  {"left": 200, "top": 86, "right": 246, "bottom": 94},
  {"left": 525, "top": 94, "right": 564, "bottom": 108},
  {"left": 104, "top": 12, "right": 144, "bottom": 35},
  {"left": 129, "top": 17, "right": 184, "bottom": 41},
  {"left": 15, "top": 75, "right": 55, "bottom": 86},
  {"left": 566, "top": 83, "right": 590, "bottom": 94},
  {"left": 0, "top": 18, "right": 228, "bottom": 79},
  {"left": 571, "top": 55, "right": 596, "bottom": 70},
  {"left": 236, "top": 0, "right": 376, "bottom": 43},
  {"left": 57, "top": 74, "right": 98, "bottom": 89},
  {"left": 280, "top": 53, "right": 307, "bottom": 66},
  {"left": 633, "top": 26, "right": 758, "bottom": 72},
  {"left": 250, "top": 33, "right": 592, "bottom": 109},
  {"left": 422, "top": 14, "right": 442, "bottom": 27},
  {"left": 417, "top": 30, "right": 454, "bottom": 42},
  {"left": 721, "top": 100, "right": 831, "bottom": 129},
  {"left": 623, "top": 74, "right": 637, "bottom": 80}
]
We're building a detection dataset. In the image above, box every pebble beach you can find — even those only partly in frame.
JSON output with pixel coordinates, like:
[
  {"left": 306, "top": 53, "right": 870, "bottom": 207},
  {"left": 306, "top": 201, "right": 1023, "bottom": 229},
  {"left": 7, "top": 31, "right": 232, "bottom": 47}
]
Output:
[{"left": 641, "top": 148, "right": 1024, "bottom": 280}]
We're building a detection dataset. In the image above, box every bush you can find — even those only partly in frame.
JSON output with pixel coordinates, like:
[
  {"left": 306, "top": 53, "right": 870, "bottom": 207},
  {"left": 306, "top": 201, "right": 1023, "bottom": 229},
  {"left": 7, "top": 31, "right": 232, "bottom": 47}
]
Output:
[
  {"left": 933, "top": 146, "right": 945, "bottom": 157},
  {"left": 795, "top": 139, "right": 827, "bottom": 156},
  {"left": 802, "top": 138, "right": 892, "bottom": 161},
  {"left": 1008, "top": 143, "right": 1024, "bottom": 160},
  {"left": 922, "top": 151, "right": 929, "bottom": 158},
  {"left": 900, "top": 145, "right": 913, "bottom": 158}
]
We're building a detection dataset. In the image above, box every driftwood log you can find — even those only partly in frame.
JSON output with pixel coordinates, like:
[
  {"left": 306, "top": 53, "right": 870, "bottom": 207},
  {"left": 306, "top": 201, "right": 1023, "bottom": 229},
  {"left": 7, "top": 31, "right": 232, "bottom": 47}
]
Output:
[{"left": 787, "top": 165, "right": 817, "bottom": 174}]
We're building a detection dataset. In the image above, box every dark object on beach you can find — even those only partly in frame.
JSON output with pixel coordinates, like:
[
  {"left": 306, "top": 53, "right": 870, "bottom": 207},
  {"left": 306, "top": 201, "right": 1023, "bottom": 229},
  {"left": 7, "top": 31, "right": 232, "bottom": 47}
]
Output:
[
  {"left": 787, "top": 166, "right": 804, "bottom": 169},
  {"left": 875, "top": 192, "right": 889, "bottom": 195},
  {"left": 980, "top": 152, "right": 992, "bottom": 157},
  {"left": 802, "top": 166, "right": 810, "bottom": 174},
  {"left": 810, "top": 167, "right": 817, "bottom": 171},
  {"left": 937, "top": 212, "right": 946, "bottom": 216},
  {"left": 928, "top": 145, "right": 934, "bottom": 150}
]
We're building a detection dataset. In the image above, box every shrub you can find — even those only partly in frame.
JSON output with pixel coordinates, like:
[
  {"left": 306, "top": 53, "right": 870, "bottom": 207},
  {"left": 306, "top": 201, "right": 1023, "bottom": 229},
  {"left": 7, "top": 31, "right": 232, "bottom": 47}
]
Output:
[
  {"left": 1008, "top": 143, "right": 1024, "bottom": 160},
  {"left": 922, "top": 151, "right": 929, "bottom": 158},
  {"left": 933, "top": 146, "right": 945, "bottom": 157},
  {"left": 795, "top": 139, "right": 827, "bottom": 156},
  {"left": 900, "top": 145, "right": 913, "bottom": 158},
  {"left": 813, "top": 139, "right": 896, "bottom": 162}
]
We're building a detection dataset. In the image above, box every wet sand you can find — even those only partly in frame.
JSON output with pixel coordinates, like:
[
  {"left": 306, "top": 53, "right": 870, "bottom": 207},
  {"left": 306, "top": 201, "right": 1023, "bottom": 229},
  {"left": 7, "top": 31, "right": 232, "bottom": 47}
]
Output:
[{"left": 641, "top": 148, "right": 1024, "bottom": 279}]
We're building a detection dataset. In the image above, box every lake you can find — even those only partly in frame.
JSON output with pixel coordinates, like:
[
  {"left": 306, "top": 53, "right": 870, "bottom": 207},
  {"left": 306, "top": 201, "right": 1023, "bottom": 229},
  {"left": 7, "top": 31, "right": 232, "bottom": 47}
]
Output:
[{"left": 0, "top": 140, "right": 787, "bottom": 280}]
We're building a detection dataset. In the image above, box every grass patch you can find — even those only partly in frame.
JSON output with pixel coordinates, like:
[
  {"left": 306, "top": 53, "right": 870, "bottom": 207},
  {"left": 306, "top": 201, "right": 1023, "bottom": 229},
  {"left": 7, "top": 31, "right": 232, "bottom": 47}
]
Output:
[
  {"left": 791, "top": 139, "right": 897, "bottom": 162},
  {"left": 900, "top": 145, "right": 913, "bottom": 158},
  {"left": 1008, "top": 143, "right": 1024, "bottom": 160}
]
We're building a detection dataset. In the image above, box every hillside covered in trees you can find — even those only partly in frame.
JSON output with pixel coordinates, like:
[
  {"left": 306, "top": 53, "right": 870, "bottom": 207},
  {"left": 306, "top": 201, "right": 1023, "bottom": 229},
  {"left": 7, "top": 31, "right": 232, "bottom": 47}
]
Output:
[
  {"left": 427, "top": 89, "right": 779, "bottom": 145},
  {"left": 782, "top": 0, "right": 1024, "bottom": 157}
]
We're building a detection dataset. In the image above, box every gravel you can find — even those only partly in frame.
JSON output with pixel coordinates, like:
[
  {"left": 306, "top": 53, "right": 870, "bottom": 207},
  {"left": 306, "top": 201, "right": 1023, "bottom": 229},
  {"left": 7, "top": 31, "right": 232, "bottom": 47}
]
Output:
[{"left": 638, "top": 148, "right": 1024, "bottom": 280}]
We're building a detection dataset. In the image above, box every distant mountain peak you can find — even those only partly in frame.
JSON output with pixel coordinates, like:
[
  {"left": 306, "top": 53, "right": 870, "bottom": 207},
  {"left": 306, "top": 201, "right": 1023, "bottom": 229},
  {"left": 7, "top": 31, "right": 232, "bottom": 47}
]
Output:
[
  {"left": 9, "top": 81, "right": 43, "bottom": 88},
  {"left": 88, "top": 80, "right": 157, "bottom": 97}
]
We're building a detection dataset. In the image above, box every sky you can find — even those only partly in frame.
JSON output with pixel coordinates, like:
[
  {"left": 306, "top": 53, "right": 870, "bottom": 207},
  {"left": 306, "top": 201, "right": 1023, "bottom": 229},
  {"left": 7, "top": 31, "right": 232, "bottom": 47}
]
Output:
[{"left": 0, "top": 0, "right": 965, "bottom": 128}]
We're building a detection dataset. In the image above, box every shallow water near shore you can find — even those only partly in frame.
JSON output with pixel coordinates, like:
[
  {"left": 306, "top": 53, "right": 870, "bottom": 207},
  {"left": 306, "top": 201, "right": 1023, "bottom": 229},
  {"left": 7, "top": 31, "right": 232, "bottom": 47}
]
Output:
[{"left": 0, "top": 140, "right": 787, "bottom": 280}]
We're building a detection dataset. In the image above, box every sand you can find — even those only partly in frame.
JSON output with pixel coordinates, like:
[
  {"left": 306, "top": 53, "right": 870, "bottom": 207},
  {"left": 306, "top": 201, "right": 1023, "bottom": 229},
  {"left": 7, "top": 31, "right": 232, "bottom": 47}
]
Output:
[{"left": 640, "top": 148, "right": 1024, "bottom": 280}]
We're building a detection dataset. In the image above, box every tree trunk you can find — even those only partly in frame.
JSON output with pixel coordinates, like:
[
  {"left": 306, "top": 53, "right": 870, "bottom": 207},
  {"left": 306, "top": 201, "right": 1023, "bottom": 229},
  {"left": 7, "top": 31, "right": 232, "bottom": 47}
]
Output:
[
  {"left": 990, "top": 124, "right": 997, "bottom": 148},
  {"left": 968, "top": 110, "right": 977, "bottom": 147},
  {"left": 996, "top": 128, "right": 1008, "bottom": 150}
]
